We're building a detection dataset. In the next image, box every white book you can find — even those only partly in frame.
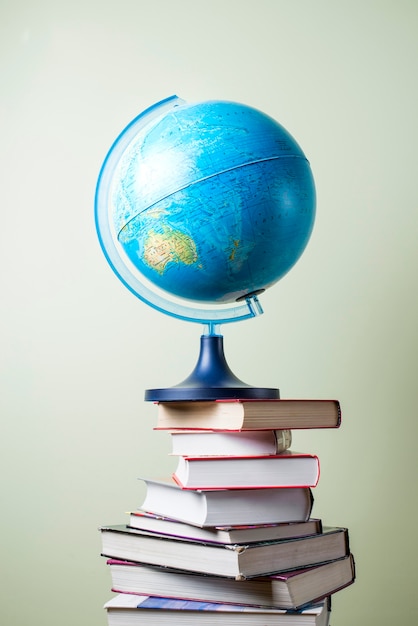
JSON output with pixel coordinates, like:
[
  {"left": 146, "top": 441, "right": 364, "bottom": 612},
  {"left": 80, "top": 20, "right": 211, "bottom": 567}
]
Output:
[
  {"left": 169, "top": 429, "right": 292, "bottom": 456},
  {"left": 128, "top": 511, "right": 322, "bottom": 544},
  {"left": 173, "top": 452, "right": 320, "bottom": 489},
  {"left": 139, "top": 478, "right": 313, "bottom": 527}
]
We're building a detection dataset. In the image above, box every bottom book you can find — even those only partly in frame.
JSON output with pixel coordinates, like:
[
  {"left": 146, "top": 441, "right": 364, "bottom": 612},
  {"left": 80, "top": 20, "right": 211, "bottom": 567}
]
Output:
[{"left": 104, "top": 594, "right": 331, "bottom": 626}]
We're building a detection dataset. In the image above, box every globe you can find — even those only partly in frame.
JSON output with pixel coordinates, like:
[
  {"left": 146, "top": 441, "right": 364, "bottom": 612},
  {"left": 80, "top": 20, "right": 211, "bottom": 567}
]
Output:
[{"left": 95, "top": 95, "right": 316, "bottom": 400}]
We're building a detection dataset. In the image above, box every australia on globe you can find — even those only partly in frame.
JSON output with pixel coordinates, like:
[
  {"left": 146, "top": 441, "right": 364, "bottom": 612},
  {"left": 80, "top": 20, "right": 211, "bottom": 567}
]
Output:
[{"left": 107, "top": 96, "right": 316, "bottom": 305}]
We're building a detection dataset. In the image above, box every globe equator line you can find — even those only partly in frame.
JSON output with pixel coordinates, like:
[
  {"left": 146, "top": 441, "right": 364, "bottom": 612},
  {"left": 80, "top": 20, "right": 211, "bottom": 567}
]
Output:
[{"left": 116, "top": 154, "right": 309, "bottom": 239}]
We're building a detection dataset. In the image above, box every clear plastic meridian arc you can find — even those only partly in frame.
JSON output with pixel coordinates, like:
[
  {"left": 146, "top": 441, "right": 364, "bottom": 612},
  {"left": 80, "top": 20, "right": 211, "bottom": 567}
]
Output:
[{"left": 94, "top": 94, "right": 263, "bottom": 327}]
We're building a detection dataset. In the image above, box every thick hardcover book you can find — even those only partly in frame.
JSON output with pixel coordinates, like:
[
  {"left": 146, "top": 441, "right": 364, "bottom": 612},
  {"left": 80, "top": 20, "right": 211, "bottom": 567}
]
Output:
[
  {"left": 107, "top": 553, "right": 355, "bottom": 610},
  {"left": 100, "top": 524, "right": 350, "bottom": 580},
  {"left": 169, "top": 429, "right": 292, "bottom": 456},
  {"left": 172, "top": 452, "right": 320, "bottom": 489},
  {"left": 128, "top": 511, "right": 323, "bottom": 544},
  {"left": 104, "top": 594, "right": 331, "bottom": 626},
  {"left": 139, "top": 478, "right": 314, "bottom": 527},
  {"left": 156, "top": 399, "right": 341, "bottom": 431}
]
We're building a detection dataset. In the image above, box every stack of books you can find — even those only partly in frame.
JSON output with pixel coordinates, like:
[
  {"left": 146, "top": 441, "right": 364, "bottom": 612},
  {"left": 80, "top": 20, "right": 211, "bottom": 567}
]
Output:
[{"left": 100, "top": 398, "right": 355, "bottom": 625}]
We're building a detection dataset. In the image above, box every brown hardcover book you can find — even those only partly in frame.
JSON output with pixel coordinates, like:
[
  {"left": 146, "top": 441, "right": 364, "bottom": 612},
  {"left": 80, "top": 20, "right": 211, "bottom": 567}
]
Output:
[{"left": 156, "top": 399, "right": 341, "bottom": 431}]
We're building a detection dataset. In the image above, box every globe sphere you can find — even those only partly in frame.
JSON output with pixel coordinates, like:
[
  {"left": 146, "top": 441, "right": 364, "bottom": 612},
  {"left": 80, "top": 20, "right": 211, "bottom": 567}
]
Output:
[{"left": 96, "top": 96, "right": 316, "bottom": 309}]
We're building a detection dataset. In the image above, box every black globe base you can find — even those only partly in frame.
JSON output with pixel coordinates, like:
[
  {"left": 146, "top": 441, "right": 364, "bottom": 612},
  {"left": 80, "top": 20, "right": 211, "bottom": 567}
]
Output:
[{"left": 144, "top": 334, "right": 280, "bottom": 402}]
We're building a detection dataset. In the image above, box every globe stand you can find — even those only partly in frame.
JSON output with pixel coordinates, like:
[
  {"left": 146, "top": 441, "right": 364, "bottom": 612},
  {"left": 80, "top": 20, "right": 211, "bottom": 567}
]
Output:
[
  {"left": 95, "top": 96, "right": 315, "bottom": 405},
  {"left": 144, "top": 333, "right": 280, "bottom": 402}
]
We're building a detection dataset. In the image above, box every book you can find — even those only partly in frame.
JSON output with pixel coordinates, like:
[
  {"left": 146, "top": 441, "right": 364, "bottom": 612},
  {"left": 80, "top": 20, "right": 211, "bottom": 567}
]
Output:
[
  {"left": 156, "top": 399, "right": 341, "bottom": 431},
  {"left": 107, "top": 554, "right": 354, "bottom": 610},
  {"left": 104, "top": 594, "right": 331, "bottom": 625},
  {"left": 100, "top": 525, "right": 350, "bottom": 579},
  {"left": 128, "top": 511, "right": 323, "bottom": 544},
  {"left": 172, "top": 452, "right": 320, "bottom": 489},
  {"left": 169, "top": 429, "right": 292, "bottom": 456},
  {"left": 138, "top": 478, "right": 314, "bottom": 527}
]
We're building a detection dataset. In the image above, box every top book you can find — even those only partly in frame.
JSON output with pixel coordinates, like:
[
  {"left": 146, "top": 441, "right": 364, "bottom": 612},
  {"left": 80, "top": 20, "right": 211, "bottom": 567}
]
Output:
[{"left": 155, "top": 399, "right": 341, "bottom": 431}]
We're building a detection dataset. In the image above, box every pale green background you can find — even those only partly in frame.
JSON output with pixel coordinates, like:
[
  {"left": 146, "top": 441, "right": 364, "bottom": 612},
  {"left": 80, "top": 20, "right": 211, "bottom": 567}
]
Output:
[{"left": 1, "top": 1, "right": 417, "bottom": 624}]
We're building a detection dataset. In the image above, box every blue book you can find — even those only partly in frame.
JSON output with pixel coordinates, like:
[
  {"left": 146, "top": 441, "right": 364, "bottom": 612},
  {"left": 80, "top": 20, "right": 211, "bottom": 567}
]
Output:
[{"left": 104, "top": 594, "right": 331, "bottom": 625}]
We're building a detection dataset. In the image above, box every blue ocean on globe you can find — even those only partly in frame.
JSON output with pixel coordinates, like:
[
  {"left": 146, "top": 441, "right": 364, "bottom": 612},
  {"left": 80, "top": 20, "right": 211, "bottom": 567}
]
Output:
[{"left": 106, "top": 98, "right": 315, "bottom": 305}]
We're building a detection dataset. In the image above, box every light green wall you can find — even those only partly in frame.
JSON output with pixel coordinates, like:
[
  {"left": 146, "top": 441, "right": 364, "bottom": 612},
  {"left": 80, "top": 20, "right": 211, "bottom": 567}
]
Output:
[{"left": 1, "top": 1, "right": 417, "bottom": 624}]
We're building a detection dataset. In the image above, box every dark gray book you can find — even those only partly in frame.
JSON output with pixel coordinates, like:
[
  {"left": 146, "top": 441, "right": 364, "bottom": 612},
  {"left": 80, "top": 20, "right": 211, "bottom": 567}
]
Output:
[
  {"left": 100, "top": 524, "right": 350, "bottom": 580},
  {"left": 107, "top": 553, "right": 355, "bottom": 610}
]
